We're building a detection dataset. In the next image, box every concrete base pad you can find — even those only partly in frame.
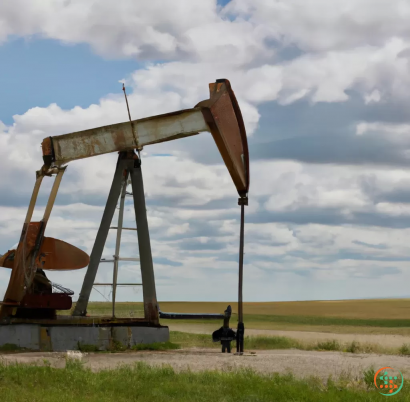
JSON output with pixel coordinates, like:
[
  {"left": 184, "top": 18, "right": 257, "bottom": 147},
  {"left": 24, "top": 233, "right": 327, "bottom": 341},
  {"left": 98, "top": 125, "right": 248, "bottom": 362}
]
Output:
[{"left": 0, "top": 324, "right": 169, "bottom": 351}]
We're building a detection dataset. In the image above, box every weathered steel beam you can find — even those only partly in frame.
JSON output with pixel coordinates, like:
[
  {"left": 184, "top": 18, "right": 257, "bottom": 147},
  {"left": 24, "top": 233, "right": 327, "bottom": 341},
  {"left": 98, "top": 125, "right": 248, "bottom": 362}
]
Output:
[
  {"left": 129, "top": 156, "right": 159, "bottom": 325},
  {"left": 41, "top": 79, "right": 250, "bottom": 197},
  {"left": 42, "top": 108, "right": 209, "bottom": 166},
  {"left": 72, "top": 155, "right": 128, "bottom": 316}
]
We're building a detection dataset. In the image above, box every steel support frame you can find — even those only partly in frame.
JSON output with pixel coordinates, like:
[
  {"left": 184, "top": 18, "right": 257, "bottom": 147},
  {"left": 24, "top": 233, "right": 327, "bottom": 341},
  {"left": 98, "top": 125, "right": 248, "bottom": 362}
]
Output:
[
  {"left": 0, "top": 166, "right": 67, "bottom": 320},
  {"left": 73, "top": 153, "right": 159, "bottom": 324}
]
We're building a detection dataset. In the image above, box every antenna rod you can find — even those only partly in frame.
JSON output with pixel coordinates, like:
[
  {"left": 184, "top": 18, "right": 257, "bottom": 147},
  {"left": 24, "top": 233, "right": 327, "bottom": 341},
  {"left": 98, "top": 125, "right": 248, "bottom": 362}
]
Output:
[
  {"left": 122, "top": 83, "right": 133, "bottom": 122},
  {"left": 122, "top": 83, "right": 140, "bottom": 153}
]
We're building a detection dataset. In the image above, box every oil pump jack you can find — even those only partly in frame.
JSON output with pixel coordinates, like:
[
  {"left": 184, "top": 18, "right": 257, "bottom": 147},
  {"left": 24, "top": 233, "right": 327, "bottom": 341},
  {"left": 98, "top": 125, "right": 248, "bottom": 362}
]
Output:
[{"left": 0, "top": 79, "right": 249, "bottom": 352}]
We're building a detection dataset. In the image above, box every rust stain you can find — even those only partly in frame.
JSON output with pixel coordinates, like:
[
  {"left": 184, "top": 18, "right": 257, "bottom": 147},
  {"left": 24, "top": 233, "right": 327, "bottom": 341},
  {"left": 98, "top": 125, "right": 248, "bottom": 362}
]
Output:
[
  {"left": 145, "top": 301, "right": 159, "bottom": 325},
  {"left": 20, "top": 293, "right": 72, "bottom": 310},
  {"left": 0, "top": 222, "right": 42, "bottom": 318},
  {"left": 40, "top": 80, "right": 249, "bottom": 197},
  {"left": 0, "top": 228, "right": 89, "bottom": 318},
  {"left": 0, "top": 250, "right": 15, "bottom": 269},
  {"left": 38, "top": 237, "right": 89, "bottom": 270},
  {"left": 201, "top": 79, "right": 250, "bottom": 196},
  {"left": 41, "top": 138, "right": 53, "bottom": 166}
]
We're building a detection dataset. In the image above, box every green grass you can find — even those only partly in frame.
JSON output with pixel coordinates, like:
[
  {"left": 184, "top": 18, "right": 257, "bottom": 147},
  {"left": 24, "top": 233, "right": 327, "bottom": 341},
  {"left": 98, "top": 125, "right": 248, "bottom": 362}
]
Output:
[
  {"left": 169, "top": 331, "right": 407, "bottom": 355},
  {"left": 363, "top": 367, "right": 376, "bottom": 389},
  {"left": 0, "top": 360, "right": 408, "bottom": 402},
  {"left": 63, "top": 301, "right": 410, "bottom": 336},
  {"left": 399, "top": 344, "right": 410, "bottom": 355},
  {"left": 245, "top": 335, "right": 299, "bottom": 350},
  {"left": 170, "top": 331, "right": 300, "bottom": 350},
  {"left": 346, "top": 341, "right": 360, "bottom": 354},
  {"left": 64, "top": 331, "right": 410, "bottom": 355},
  {"left": 170, "top": 331, "right": 216, "bottom": 348},
  {"left": 0, "top": 329, "right": 397, "bottom": 356},
  {"left": 314, "top": 340, "right": 341, "bottom": 351},
  {"left": 70, "top": 302, "right": 410, "bottom": 327}
]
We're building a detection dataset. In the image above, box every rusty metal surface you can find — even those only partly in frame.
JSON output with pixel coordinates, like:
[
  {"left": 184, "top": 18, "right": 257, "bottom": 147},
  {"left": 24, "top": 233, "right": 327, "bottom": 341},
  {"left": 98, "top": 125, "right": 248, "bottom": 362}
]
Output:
[
  {"left": 199, "top": 79, "right": 250, "bottom": 196},
  {"left": 0, "top": 231, "right": 89, "bottom": 316},
  {"left": 0, "top": 250, "right": 14, "bottom": 269},
  {"left": 39, "top": 237, "right": 89, "bottom": 270},
  {"left": 43, "top": 108, "right": 209, "bottom": 165},
  {"left": 8, "top": 316, "right": 165, "bottom": 327},
  {"left": 41, "top": 137, "right": 53, "bottom": 166},
  {"left": 1, "top": 171, "right": 65, "bottom": 318},
  {"left": 40, "top": 79, "right": 250, "bottom": 198},
  {"left": 0, "top": 222, "right": 43, "bottom": 319},
  {"left": 0, "top": 167, "right": 89, "bottom": 319},
  {"left": 1, "top": 238, "right": 89, "bottom": 271},
  {"left": 19, "top": 293, "right": 72, "bottom": 310}
]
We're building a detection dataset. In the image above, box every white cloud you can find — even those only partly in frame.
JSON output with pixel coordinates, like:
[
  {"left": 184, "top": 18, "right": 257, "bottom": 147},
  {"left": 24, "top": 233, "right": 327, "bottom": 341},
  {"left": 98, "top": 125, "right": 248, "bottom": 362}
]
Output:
[
  {"left": 2, "top": 0, "right": 410, "bottom": 301},
  {"left": 357, "top": 121, "right": 410, "bottom": 138},
  {"left": 0, "top": 1, "right": 266, "bottom": 64},
  {"left": 225, "top": 0, "right": 410, "bottom": 52},
  {"left": 364, "top": 89, "right": 381, "bottom": 104},
  {"left": 1, "top": 1, "right": 409, "bottom": 110}
]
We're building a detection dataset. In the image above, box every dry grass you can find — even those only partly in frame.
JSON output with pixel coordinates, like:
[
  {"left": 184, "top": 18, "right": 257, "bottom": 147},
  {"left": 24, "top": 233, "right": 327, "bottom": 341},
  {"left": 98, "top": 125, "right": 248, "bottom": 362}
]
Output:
[
  {"left": 78, "top": 299, "right": 410, "bottom": 319},
  {"left": 76, "top": 298, "right": 410, "bottom": 319},
  {"left": 169, "top": 331, "right": 401, "bottom": 355},
  {"left": 155, "top": 299, "right": 410, "bottom": 319}
]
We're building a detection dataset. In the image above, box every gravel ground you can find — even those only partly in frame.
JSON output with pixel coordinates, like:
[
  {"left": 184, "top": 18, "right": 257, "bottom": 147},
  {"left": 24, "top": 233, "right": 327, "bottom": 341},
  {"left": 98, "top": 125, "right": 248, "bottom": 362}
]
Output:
[{"left": 2, "top": 348, "right": 410, "bottom": 381}]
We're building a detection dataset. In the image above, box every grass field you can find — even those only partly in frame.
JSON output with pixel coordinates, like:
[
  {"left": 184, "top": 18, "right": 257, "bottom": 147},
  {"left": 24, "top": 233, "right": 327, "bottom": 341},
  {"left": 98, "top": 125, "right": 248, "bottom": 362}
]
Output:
[
  {"left": 68, "top": 299, "right": 410, "bottom": 335},
  {"left": 0, "top": 360, "right": 407, "bottom": 402},
  {"left": 4, "top": 299, "right": 410, "bottom": 401},
  {"left": 80, "top": 298, "right": 410, "bottom": 319},
  {"left": 169, "top": 331, "right": 406, "bottom": 355}
]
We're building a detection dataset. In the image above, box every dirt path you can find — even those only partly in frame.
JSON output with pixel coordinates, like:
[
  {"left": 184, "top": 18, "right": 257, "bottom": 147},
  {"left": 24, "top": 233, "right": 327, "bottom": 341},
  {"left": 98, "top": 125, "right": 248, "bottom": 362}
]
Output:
[
  {"left": 2, "top": 349, "right": 410, "bottom": 380},
  {"left": 169, "top": 323, "right": 410, "bottom": 348}
]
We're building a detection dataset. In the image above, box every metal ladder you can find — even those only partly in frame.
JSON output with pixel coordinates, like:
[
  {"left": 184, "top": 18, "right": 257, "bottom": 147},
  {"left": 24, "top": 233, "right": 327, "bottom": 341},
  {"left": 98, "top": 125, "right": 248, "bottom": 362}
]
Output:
[{"left": 93, "top": 175, "right": 142, "bottom": 317}]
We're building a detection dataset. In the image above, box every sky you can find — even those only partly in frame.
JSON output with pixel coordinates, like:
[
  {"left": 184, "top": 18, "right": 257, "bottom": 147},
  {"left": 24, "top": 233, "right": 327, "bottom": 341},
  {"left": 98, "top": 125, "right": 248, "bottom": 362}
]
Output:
[{"left": 1, "top": 0, "right": 410, "bottom": 303}]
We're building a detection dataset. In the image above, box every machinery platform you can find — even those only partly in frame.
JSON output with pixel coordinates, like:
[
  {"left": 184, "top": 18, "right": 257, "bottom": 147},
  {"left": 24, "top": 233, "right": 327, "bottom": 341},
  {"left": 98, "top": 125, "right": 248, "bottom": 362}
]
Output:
[{"left": 0, "top": 317, "right": 169, "bottom": 351}]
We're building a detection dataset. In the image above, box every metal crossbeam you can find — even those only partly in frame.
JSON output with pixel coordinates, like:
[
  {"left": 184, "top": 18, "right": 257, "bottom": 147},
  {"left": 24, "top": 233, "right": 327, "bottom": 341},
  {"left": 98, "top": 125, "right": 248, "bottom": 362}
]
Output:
[
  {"left": 100, "top": 257, "right": 140, "bottom": 263},
  {"left": 93, "top": 283, "right": 142, "bottom": 286},
  {"left": 110, "top": 227, "right": 137, "bottom": 231}
]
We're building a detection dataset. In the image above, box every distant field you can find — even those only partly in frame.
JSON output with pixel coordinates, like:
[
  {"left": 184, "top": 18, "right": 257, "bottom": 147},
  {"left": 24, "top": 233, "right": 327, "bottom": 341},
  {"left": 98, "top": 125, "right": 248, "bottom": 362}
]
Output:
[
  {"left": 82, "top": 298, "right": 410, "bottom": 319},
  {"left": 65, "top": 299, "right": 410, "bottom": 336}
]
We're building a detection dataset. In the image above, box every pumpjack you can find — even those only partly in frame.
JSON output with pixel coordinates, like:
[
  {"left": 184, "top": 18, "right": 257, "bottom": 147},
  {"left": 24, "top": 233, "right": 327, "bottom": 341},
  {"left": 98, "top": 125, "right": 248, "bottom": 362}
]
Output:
[{"left": 0, "top": 79, "right": 249, "bottom": 351}]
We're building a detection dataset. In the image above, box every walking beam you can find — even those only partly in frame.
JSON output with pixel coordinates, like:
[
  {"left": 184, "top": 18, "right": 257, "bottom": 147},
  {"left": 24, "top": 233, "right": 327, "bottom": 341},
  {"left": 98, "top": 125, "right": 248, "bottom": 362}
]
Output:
[{"left": 41, "top": 79, "right": 249, "bottom": 197}]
